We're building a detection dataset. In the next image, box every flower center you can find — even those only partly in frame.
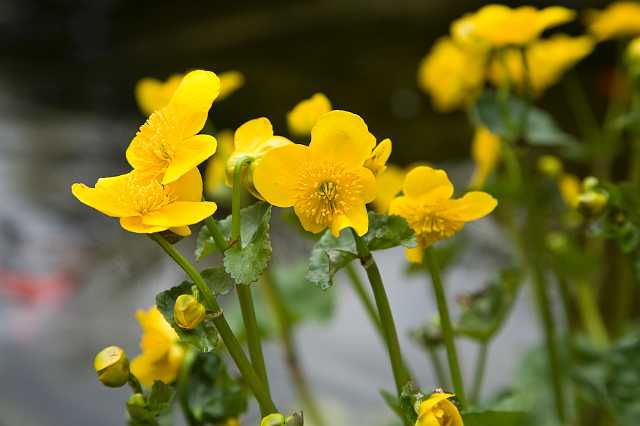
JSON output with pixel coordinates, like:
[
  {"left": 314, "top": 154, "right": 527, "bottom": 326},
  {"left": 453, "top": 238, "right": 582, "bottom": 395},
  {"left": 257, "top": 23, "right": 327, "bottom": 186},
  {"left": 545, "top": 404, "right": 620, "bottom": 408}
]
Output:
[
  {"left": 294, "top": 162, "right": 362, "bottom": 227},
  {"left": 122, "top": 173, "right": 177, "bottom": 215},
  {"left": 133, "top": 109, "right": 180, "bottom": 175},
  {"left": 396, "top": 201, "right": 464, "bottom": 247}
]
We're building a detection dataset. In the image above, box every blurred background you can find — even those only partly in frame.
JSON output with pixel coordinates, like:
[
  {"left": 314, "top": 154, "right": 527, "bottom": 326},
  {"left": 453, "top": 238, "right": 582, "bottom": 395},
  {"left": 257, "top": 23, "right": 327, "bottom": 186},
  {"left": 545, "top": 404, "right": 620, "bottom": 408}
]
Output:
[{"left": 0, "top": 0, "right": 614, "bottom": 425}]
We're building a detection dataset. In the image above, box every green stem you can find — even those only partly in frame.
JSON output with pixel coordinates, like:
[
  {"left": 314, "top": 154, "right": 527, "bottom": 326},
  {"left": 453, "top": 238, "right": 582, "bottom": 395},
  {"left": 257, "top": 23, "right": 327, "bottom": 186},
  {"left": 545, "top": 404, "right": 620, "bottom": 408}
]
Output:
[
  {"left": 148, "top": 234, "right": 277, "bottom": 415},
  {"left": 204, "top": 216, "right": 229, "bottom": 251},
  {"left": 563, "top": 74, "right": 603, "bottom": 146},
  {"left": 576, "top": 280, "right": 609, "bottom": 346},
  {"left": 518, "top": 48, "right": 532, "bottom": 135},
  {"left": 501, "top": 143, "right": 523, "bottom": 193},
  {"left": 128, "top": 373, "right": 143, "bottom": 395},
  {"left": 261, "top": 275, "right": 327, "bottom": 426},
  {"left": 178, "top": 347, "right": 198, "bottom": 426},
  {"left": 231, "top": 158, "right": 272, "bottom": 408},
  {"left": 470, "top": 342, "right": 489, "bottom": 404},
  {"left": 426, "top": 345, "right": 449, "bottom": 390},
  {"left": 423, "top": 248, "right": 468, "bottom": 410},
  {"left": 344, "top": 262, "right": 382, "bottom": 333},
  {"left": 351, "top": 230, "right": 410, "bottom": 404}
]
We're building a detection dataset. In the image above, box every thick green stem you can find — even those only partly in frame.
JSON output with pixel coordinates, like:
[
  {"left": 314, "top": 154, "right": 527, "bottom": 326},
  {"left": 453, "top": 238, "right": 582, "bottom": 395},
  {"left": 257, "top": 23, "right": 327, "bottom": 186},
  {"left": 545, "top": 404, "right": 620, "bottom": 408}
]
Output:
[
  {"left": 148, "top": 234, "right": 277, "bottom": 415},
  {"left": 178, "top": 347, "right": 198, "bottom": 426},
  {"left": 128, "top": 373, "right": 143, "bottom": 395},
  {"left": 470, "top": 342, "right": 489, "bottom": 404},
  {"left": 576, "top": 280, "right": 609, "bottom": 346},
  {"left": 423, "top": 248, "right": 468, "bottom": 410},
  {"left": 204, "top": 216, "right": 229, "bottom": 251},
  {"left": 231, "top": 158, "right": 272, "bottom": 408},
  {"left": 351, "top": 230, "right": 410, "bottom": 404},
  {"left": 261, "top": 275, "right": 327, "bottom": 426}
]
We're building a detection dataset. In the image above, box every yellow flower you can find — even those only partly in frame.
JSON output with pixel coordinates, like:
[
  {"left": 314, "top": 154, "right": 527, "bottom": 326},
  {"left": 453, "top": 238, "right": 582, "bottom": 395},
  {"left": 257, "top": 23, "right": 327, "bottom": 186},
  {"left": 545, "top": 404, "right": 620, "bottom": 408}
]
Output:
[
  {"left": 418, "top": 37, "right": 484, "bottom": 112},
  {"left": 254, "top": 110, "right": 377, "bottom": 236},
  {"left": 390, "top": 166, "right": 497, "bottom": 263},
  {"left": 586, "top": 2, "right": 640, "bottom": 41},
  {"left": 452, "top": 4, "right": 575, "bottom": 48},
  {"left": 415, "top": 393, "right": 463, "bottom": 426},
  {"left": 559, "top": 173, "right": 581, "bottom": 208},
  {"left": 469, "top": 128, "right": 501, "bottom": 189},
  {"left": 372, "top": 165, "right": 405, "bottom": 214},
  {"left": 130, "top": 306, "right": 185, "bottom": 387},
  {"left": 287, "top": 93, "right": 332, "bottom": 137},
  {"left": 205, "top": 130, "right": 234, "bottom": 195},
  {"left": 71, "top": 168, "right": 216, "bottom": 236},
  {"left": 135, "top": 70, "right": 244, "bottom": 115},
  {"left": 489, "top": 35, "right": 594, "bottom": 95},
  {"left": 127, "top": 70, "right": 219, "bottom": 184},
  {"left": 364, "top": 138, "right": 392, "bottom": 175}
]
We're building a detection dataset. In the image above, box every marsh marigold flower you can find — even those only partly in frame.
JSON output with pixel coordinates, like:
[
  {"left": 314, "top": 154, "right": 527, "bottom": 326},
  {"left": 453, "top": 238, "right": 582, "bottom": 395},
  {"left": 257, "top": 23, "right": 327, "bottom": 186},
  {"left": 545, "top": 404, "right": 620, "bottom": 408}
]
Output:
[
  {"left": 287, "top": 93, "right": 332, "bottom": 136},
  {"left": 418, "top": 37, "right": 484, "bottom": 112},
  {"left": 414, "top": 393, "right": 463, "bottom": 426},
  {"left": 372, "top": 165, "right": 405, "bottom": 213},
  {"left": 452, "top": 4, "right": 574, "bottom": 48},
  {"left": 254, "top": 110, "right": 377, "bottom": 236},
  {"left": 586, "top": 2, "right": 640, "bottom": 41},
  {"left": 489, "top": 35, "right": 594, "bottom": 95},
  {"left": 127, "top": 70, "right": 219, "bottom": 184},
  {"left": 130, "top": 306, "right": 185, "bottom": 387},
  {"left": 390, "top": 166, "right": 497, "bottom": 263},
  {"left": 174, "top": 294, "right": 206, "bottom": 329},
  {"left": 71, "top": 168, "right": 216, "bottom": 236},
  {"left": 469, "top": 128, "right": 501, "bottom": 189},
  {"left": 135, "top": 70, "right": 244, "bottom": 115}
]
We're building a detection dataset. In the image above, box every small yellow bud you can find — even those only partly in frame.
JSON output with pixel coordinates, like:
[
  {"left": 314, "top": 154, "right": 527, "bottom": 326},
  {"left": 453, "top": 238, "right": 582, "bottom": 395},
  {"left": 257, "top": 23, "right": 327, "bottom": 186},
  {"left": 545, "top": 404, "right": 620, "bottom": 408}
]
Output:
[
  {"left": 174, "top": 294, "right": 206, "bottom": 329},
  {"left": 537, "top": 155, "right": 563, "bottom": 178},
  {"left": 94, "top": 346, "right": 130, "bottom": 387},
  {"left": 577, "top": 190, "right": 609, "bottom": 216},
  {"left": 582, "top": 176, "right": 599, "bottom": 192},
  {"left": 261, "top": 413, "right": 286, "bottom": 426}
]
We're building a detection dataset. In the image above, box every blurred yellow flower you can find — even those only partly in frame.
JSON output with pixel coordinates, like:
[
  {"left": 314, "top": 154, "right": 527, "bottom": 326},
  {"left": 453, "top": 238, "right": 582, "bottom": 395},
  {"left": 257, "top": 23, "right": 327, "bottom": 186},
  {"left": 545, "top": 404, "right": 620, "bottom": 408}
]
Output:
[
  {"left": 131, "top": 306, "right": 185, "bottom": 387},
  {"left": 586, "top": 2, "right": 640, "bottom": 40},
  {"left": 364, "top": 138, "right": 392, "bottom": 175},
  {"left": 559, "top": 173, "right": 581, "bottom": 208},
  {"left": 390, "top": 166, "right": 497, "bottom": 263},
  {"left": 254, "top": 110, "right": 377, "bottom": 236},
  {"left": 469, "top": 127, "right": 501, "bottom": 189},
  {"left": 418, "top": 37, "right": 484, "bottom": 112},
  {"left": 128, "top": 70, "right": 219, "bottom": 184},
  {"left": 287, "top": 93, "right": 332, "bottom": 136},
  {"left": 415, "top": 393, "right": 463, "bottom": 426},
  {"left": 205, "top": 130, "right": 234, "bottom": 195},
  {"left": 372, "top": 165, "right": 405, "bottom": 214},
  {"left": 489, "top": 35, "right": 594, "bottom": 95},
  {"left": 71, "top": 168, "right": 216, "bottom": 236},
  {"left": 135, "top": 70, "right": 244, "bottom": 115},
  {"left": 452, "top": 4, "right": 574, "bottom": 48}
]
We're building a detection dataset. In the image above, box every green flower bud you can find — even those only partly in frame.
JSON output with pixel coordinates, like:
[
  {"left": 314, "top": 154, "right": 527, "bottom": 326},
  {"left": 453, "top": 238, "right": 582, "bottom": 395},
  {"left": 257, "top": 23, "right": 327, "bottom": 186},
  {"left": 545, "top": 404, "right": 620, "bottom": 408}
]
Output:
[
  {"left": 174, "top": 294, "right": 206, "bottom": 329},
  {"left": 285, "top": 412, "right": 304, "bottom": 425},
  {"left": 261, "top": 413, "right": 286, "bottom": 426},
  {"left": 582, "top": 176, "right": 599, "bottom": 192},
  {"left": 127, "top": 393, "right": 146, "bottom": 408},
  {"left": 537, "top": 155, "right": 563, "bottom": 178},
  {"left": 577, "top": 190, "right": 609, "bottom": 216},
  {"left": 94, "top": 346, "right": 130, "bottom": 387}
]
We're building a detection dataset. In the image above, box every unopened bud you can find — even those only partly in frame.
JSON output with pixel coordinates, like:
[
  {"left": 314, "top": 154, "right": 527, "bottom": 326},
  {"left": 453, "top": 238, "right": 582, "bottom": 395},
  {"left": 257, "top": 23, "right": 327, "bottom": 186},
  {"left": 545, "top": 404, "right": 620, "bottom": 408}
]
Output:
[
  {"left": 127, "top": 393, "right": 146, "bottom": 408},
  {"left": 94, "top": 346, "right": 130, "bottom": 387},
  {"left": 577, "top": 190, "right": 609, "bottom": 216},
  {"left": 174, "top": 294, "right": 206, "bottom": 329},
  {"left": 537, "top": 155, "right": 563, "bottom": 178},
  {"left": 582, "top": 176, "right": 599, "bottom": 192},
  {"left": 261, "top": 413, "right": 286, "bottom": 426},
  {"left": 285, "top": 412, "right": 304, "bottom": 425},
  {"left": 546, "top": 232, "right": 568, "bottom": 253}
]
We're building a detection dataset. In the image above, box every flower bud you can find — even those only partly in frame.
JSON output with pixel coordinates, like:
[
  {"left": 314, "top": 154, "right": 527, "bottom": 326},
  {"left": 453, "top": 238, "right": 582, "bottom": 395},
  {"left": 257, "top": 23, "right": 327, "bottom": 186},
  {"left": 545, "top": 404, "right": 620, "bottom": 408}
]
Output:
[
  {"left": 127, "top": 393, "right": 146, "bottom": 408},
  {"left": 285, "top": 412, "right": 304, "bottom": 426},
  {"left": 537, "top": 155, "right": 563, "bottom": 178},
  {"left": 174, "top": 294, "right": 206, "bottom": 329},
  {"left": 546, "top": 232, "right": 569, "bottom": 253},
  {"left": 582, "top": 176, "right": 599, "bottom": 192},
  {"left": 94, "top": 346, "right": 130, "bottom": 387},
  {"left": 577, "top": 190, "right": 609, "bottom": 216},
  {"left": 261, "top": 413, "right": 286, "bottom": 426}
]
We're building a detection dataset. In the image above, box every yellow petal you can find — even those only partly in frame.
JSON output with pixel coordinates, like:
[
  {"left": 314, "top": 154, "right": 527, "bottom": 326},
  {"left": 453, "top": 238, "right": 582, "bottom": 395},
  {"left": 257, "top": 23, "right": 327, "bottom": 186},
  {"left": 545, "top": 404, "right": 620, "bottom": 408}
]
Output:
[
  {"left": 135, "top": 78, "right": 164, "bottom": 116},
  {"left": 355, "top": 166, "right": 377, "bottom": 204},
  {"left": 168, "top": 167, "right": 205, "bottom": 202},
  {"left": 71, "top": 174, "right": 137, "bottom": 217},
  {"left": 405, "top": 246, "right": 424, "bottom": 264},
  {"left": 218, "top": 71, "right": 244, "bottom": 100},
  {"left": 234, "top": 117, "right": 273, "bottom": 153},
  {"left": 294, "top": 206, "right": 328, "bottom": 234},
  {"left": 142, "top": 201, "right": 217, "bottom": 227},
  {"left": 372, "top": 166, "right": 405, "bottom": 213},
  {"left": 170, "top": 226, "right": 192, "bottom": 236},
  {"left": 443, "top": 191, "right": 497, "bottom": 221},
  {"left": 253, "top": 144, "right": 311, "bottom": 207},
  {"left": 167, "top": 70, "right": 220, "bottom": 137},
  {"left": 470, "top": 128, "right": 501, "bottom": 188},
  {"left": 120, "top": 216, "right": 168, "bottom": 233},
  {"left": 403, "top": 166, "right": 453, "bottom": 200},
  {"left": 287, "top": 93, "right": 332, "bottom": 136},
  {"left": 162, "top": 134, "right": 217, "bottom": 184},
  {"left": 309, "top": 110, "right": 376, "bottom": 167},
  {"left": 330, "top": 203, "right": 369, "bottom": 237}
]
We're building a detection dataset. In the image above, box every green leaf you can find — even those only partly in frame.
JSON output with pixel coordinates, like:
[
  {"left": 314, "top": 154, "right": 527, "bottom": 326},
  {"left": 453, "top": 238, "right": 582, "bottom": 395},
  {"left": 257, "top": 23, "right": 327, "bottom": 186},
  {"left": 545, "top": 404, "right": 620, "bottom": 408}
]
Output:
[
  {"left": 223, "top": 202, "right": 273, "bottom": 285},
  {"left": 147, "top": 381, "right": 176, "bottom": 413},
  {"left": 156, "top": 282, "right": 219, "bottom": 352},
  {"left": 380, "top": 389, "right": 404, "bottom": 420},
  {"left": 201, "top": 267, "right": 236, "bottom": 296},
  {"left": 127, "top": 381, "right": 175, "bottom": 426},
  {"left": 462, "top": 410, "right": 527, "bottom": 426},
  {"left": 525, "top": 108, "right": 577, "bottom": 147},
  {"left": 455, "top": 269, "right": 522, "bottom": 341},
  {"left": 307, "top": 211, "right": 415, "bottom": 289},
  {"left": 187, "top": 352, "right": 248, "bottom": 424},
  {"left": 196, "top": 224, "right": 218, "bottom": 260}
]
